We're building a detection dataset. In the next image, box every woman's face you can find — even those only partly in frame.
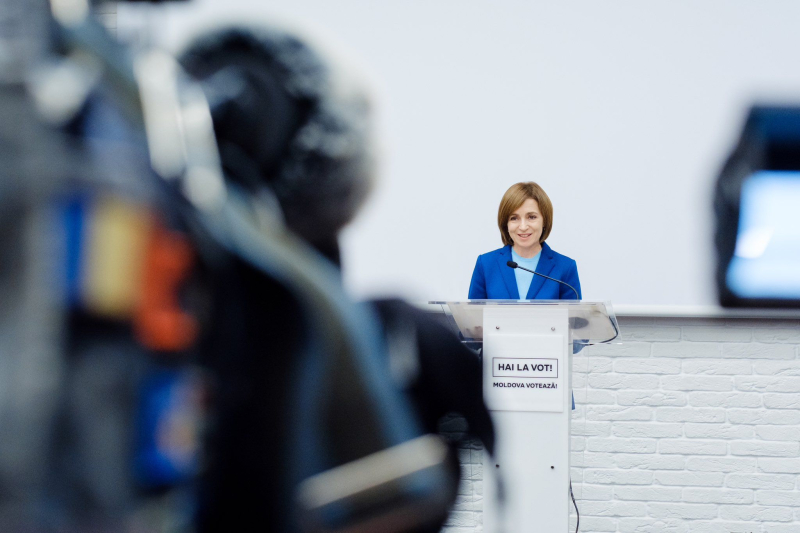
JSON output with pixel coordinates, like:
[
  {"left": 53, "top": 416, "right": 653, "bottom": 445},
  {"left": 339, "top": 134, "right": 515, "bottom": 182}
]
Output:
[{"left": 508, "top": 198, "right": 543, "bottom": 255}]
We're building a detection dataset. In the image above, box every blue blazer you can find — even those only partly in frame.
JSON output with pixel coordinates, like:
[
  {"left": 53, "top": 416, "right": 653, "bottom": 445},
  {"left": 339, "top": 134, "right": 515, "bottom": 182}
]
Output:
[{"left": 468, "top": 243, "right": 581, "bottom": 300}]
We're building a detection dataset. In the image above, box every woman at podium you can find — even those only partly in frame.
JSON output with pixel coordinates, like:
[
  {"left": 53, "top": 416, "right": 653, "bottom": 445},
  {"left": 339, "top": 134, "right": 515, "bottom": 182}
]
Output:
[
  {"left": 468, "top": 182, "right": 581, "bottom": 301},
  {"left": 469, "top": 182, "right": 582, "bottom": 410}
]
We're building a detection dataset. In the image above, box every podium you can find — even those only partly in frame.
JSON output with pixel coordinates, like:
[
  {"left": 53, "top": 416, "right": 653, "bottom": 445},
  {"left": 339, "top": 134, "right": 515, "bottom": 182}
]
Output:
[{"left": 430, "top": 300, "right": 618, "bottom": 531}]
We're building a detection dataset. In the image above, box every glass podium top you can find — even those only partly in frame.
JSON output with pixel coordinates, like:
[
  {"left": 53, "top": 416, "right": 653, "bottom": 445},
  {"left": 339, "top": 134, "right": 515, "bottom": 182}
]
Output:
[{"left": 429, "top": 300, "right": 619, "bottom": 344}]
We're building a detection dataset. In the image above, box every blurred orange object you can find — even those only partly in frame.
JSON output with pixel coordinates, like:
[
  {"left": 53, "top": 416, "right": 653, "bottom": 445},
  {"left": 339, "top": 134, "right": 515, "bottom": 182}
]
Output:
[{"left": 134, "top": 222, "right": 199, "bottom": 353}]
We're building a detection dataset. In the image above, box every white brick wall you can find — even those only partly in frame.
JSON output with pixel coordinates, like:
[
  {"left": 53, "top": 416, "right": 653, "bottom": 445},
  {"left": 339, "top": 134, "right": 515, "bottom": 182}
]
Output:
[{"left": 444, "top": 315, "right": 800, "bottom": 533}]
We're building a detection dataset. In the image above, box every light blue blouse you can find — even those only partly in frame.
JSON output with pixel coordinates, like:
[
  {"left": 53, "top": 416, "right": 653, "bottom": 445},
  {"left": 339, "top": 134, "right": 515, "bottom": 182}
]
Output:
[{"left": 511, "top": 248, "right": 541, "bottom": 300}]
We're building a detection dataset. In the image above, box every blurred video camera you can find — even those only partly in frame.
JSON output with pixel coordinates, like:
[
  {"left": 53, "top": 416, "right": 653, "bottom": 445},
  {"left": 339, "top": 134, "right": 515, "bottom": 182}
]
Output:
[
  {"left": 0, "top": 1, "right": 492, "bottom": 532},
  {"left": 715, "top": 105, "right": 800, "bottom": 308}
]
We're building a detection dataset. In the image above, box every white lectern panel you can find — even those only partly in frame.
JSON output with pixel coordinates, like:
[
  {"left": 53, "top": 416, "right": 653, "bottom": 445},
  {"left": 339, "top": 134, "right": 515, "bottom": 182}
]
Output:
[
  {"left": 482, "top": 307, "right": 571, "bottom": 532},
  {"left": 430, "top": 301, "right": 616, "bottom": 531}
]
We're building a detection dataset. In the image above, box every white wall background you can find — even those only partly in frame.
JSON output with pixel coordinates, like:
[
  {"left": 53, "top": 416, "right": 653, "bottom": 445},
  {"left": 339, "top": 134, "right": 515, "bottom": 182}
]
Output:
[{"left": 118, "top": 0, "right": 800, "bottom": 306}]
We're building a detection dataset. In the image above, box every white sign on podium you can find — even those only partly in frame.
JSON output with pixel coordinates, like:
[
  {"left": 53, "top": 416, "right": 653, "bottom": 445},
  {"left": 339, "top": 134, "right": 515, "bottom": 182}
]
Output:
[{"left": 484, "top": 306, "right": 568, "bottom": 413}]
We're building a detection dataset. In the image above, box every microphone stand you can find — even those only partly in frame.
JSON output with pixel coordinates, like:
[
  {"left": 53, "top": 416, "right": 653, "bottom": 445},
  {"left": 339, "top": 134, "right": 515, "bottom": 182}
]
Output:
[{"left": 506, "top": 260, "right": 580, "bottom": 300}]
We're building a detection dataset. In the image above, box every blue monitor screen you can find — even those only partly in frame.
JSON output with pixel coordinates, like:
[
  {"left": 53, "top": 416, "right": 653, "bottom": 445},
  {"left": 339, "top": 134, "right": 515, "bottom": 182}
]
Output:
[{"left": 726, "top": 170, "right": 800, "bottom": 299}]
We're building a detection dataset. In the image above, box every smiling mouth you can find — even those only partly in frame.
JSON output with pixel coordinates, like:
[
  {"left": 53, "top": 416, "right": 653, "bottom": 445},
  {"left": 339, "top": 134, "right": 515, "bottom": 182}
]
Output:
[{"left": 518, "top": 233, "right": 532, "bottom": 238}]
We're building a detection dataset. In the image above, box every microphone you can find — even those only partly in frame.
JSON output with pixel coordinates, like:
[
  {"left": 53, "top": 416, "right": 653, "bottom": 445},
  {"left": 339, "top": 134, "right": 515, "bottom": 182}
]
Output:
[{"left": 506, "top": 261, "right": 580, "bottom": 300}]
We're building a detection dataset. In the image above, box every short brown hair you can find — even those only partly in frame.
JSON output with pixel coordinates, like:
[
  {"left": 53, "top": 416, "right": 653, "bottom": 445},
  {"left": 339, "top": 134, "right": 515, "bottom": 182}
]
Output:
[{"left": 497, "top": 182, "right": 553, "bottom": 246}]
